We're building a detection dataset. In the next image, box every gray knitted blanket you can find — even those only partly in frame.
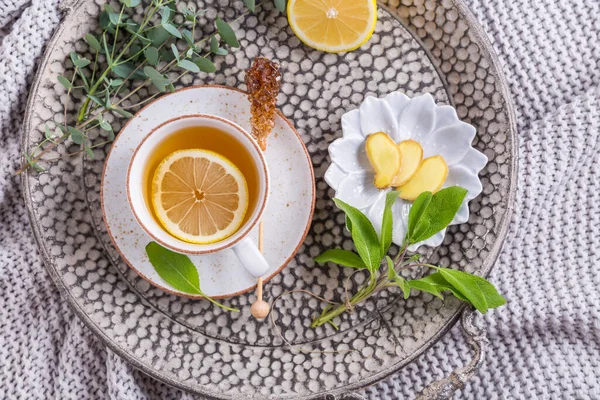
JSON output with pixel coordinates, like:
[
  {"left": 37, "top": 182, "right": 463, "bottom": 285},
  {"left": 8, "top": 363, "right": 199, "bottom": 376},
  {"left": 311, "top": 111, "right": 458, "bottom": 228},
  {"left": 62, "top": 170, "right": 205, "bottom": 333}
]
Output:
[{"left": 1, "top": 0, "right": 599, "bottom": 399}]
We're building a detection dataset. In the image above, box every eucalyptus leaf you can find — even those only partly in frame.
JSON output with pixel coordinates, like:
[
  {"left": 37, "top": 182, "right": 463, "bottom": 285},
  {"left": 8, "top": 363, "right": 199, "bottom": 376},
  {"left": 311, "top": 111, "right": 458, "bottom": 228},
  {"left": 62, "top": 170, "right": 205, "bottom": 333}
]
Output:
[
  {"left": 162, "top": 22, "right": 182, "bottom": 38},
  {"left": 44, "top": 125, "right": 54, "bottom": 141},
  {"left": 121, "top": 0, "right": 141, "bottom": 7},
  {"left": 109, "top": 79, "right": 124, "bottom": 86},
  {"left": 99, "top": 119, "right": 112, "bottom": 131},
  {"left": 84, "top": 33, "right": 101, "bottom": 52},
  {"left": 216, "top": 18, "right": 239, "bottom": 48},
  {"left": 333, "top": 198, "right": 381, "bottom": 271},
  {"left": 143, "top": 46, "right": 159, "bottom": 65},
  {"left": 106, "top": 7, "right": 120, "bottom": 25},
  {"left": 160, "top": 5, "right": 171, "bottom": 23},
  {"left": 210, "top": 36, "right": 219, "bottom": 53},
  {"left": 143, "top": 66, "right": 168, "bottom": 90},
  {"left": 67, "top": 126, "right": 85, "bottom": 145},
  {"left": 148, "top": 26, "right": 170, "bottom": 47},
  {"left": 84, "top": 143, "right": 95, "bottom": 159},
  {"left": 112, "top": 62, "right": 145, "bottom": 80},
  {"left": 274, "top": 0, "right": 287, "bottom": 12},
  {"left": 111, "top": 107, "right": 134, "bottom": 118},
  {"left": 57, "top": 76, "right": 72, "bottom": 89},
  {"left": 146, "top": 242, "right": 202, "bottom": 294},
  {"left": 181, "top": 29, "right": 195, "bottom": 47},
  {"left": 380, "top": 191, "right": 398, "bottom": 256},
  {"left": 193, "top": 57, "right": 216, "bottom": 73},
  {"left": 315, "top": 249, "right": 367, "bottom": 269},
  {"left": 436, "top": 268, "right": 506, "bottom": 313},
  {"left": 171, "top": 43, "right": 180, "bottom": 62},
  {"left": 25, "top": 153, "right": 44, "bottom": 172},
  {"left": 177, "top": 59, "right": 200, "bottom": 73},
  {"left": 99, "top": 11, "right": 112, "bottom": 30},
  {"left": 244, "top": 0, "right": 255, "bottom": 11},
  {"left": 87, "top": 94, "right": 105, "bottom": 107}
]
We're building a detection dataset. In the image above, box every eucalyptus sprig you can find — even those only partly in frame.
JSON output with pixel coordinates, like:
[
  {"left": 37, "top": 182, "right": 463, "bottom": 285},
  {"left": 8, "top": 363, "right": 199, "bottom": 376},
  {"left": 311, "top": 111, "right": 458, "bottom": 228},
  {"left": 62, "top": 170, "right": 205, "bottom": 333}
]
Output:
[
  {"left": 311, "top": 187, "right": 505, "bottom": 329},
  {"left": 18, "top": 0, "right": 288, "bottom": 174}
]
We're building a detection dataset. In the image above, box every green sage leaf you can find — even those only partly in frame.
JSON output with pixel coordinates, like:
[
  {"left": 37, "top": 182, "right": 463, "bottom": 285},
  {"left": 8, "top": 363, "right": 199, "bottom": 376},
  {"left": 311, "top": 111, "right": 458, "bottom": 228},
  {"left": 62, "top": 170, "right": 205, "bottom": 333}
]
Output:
[
  {"left": 84, "top": 33, "right": 101, "bottom": 52},
  {"left": 244, "top": 0, "right": 256, "bottom": 11},
  {"left": 333, "top": 198, "right": 381, "bottom": 271},
  {"left": 216, "top": 18, "right": 239, "bottom": 48},
  {"left": 314, "top": 249, "right": 367, "bottom": 269},
  {"left": 409, "top": 186, "right": 468, "bottom": 244},
  {"left": 380, "top": 191, "right": 399, "bottom": 256},
  {"left": 408, "top": 272, "right": 469, "bottom": 301},
  {"left": 162, "top": 22, "right": 182, "bottom": 38},
  {"left": 146, "top": 242, "right": 202, "bottom": 294},
  {"left": 274, "top": 0, "right": 287, "bottom": 12},
  {"left": 407, "top": 191, "right": 432, "bottom": 241},
  {"left": 193, "top": 57, "right": 217, "bottom": 73},
  {"left": 408, "top": 273, "right": 453, "bottom": 300},
  {"left": 436, "top": 268, "right": 506, "bottom": 313},
  {"left": 386, "top": 256, "right": 410, "bottom": 299},
  {"left": 177, "top": 59, "right": 200, "bottom": 73},
  {"left": 57, "top": 76, "right": 72, "bottom": 89}
]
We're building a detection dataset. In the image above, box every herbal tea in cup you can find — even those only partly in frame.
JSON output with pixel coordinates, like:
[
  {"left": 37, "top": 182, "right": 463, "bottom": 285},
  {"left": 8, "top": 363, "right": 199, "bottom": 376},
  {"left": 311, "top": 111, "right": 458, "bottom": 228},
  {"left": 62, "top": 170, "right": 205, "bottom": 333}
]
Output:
[{"left": 127, "top": 114, "right": 270, "bottom": 278}]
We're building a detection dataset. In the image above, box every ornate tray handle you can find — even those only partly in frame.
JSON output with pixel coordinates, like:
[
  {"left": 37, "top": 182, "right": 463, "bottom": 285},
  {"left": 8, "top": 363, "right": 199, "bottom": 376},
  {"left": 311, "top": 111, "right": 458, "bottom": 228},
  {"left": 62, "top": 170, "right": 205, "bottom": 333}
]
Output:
[
  {"left": 416, "top": 308, "right": 488, "bottom": 400},
  {"left": 328, "top": 308, "right": 487, "bottom": 400}
]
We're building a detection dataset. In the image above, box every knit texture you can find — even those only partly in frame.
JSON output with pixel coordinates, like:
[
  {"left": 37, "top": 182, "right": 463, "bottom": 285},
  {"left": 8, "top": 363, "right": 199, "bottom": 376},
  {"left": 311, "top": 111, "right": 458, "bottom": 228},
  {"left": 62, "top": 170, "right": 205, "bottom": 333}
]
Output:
[{"left": 1, "top": 0, "right": 599, "bottom": 399}]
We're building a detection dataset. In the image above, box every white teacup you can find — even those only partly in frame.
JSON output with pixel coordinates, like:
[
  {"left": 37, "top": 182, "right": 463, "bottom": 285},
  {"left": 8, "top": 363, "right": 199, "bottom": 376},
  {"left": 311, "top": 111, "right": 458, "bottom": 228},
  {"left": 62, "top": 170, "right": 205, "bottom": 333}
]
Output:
[{"left": 127, "top": 114, "right": 270, "bottom": 278}]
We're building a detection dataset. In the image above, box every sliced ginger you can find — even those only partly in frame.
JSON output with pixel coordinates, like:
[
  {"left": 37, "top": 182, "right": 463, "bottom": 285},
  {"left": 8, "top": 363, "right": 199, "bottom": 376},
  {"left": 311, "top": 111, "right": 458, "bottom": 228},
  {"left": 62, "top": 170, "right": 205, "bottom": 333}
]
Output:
[
  {"left": 392, "top": 140, "right": 424, "bottom": 187},
  {"left": 365, "top": 132, "right": 402, "bottom": 189},
  {"left": 399, "top": 156, "right": 448, "bottom": 201}
]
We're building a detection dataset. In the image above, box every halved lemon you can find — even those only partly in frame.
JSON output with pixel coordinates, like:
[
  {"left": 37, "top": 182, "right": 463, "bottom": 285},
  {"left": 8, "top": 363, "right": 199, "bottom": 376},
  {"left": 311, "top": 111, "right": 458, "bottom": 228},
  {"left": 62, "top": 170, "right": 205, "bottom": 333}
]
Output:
[
  {"left": 287, "top": 0, "right": 378, "bottom": 53},
  {"left": 152, "top": 149, "right": 249, "bottom": 244}
]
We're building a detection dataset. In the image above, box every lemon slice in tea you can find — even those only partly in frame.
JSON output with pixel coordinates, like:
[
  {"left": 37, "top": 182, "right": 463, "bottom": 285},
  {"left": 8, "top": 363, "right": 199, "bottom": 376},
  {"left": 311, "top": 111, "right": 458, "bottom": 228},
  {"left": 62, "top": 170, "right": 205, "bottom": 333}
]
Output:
[
  {"left": 152, "top": 149, "right": 249, "bottom": 244},
  {"left": 287, "top": 0, "right": 378, "bottom": 53}
]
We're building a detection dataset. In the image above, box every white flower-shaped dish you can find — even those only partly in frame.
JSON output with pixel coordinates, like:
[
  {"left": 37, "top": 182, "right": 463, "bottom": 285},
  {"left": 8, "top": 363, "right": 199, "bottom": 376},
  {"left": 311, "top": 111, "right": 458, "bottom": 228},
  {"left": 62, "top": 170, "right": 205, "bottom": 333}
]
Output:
[{"left": 324, "top": 92, "right": 488, "bottom": 250}]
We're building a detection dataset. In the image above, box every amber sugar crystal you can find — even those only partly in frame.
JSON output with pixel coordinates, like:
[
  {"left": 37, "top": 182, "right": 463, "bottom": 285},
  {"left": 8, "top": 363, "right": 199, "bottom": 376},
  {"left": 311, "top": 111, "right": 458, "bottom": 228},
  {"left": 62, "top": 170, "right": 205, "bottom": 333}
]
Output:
[{"left": 245, "top": 57, "right": 282, "bottom": 151}]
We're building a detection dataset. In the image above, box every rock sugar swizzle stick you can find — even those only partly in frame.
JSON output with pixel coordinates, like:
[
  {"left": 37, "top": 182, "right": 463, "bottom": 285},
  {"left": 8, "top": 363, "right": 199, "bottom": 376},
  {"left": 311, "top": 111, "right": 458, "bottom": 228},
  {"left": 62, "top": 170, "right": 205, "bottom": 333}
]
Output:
[{"left": 245, "top": 57, "right": 282, "bottom": 319}]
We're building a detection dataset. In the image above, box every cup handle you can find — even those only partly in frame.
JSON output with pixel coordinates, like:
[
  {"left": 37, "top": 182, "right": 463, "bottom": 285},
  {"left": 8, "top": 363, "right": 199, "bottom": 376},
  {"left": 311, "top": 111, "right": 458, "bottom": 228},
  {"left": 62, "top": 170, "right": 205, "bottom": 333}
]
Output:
[{"left": 231, "top": 237, "right": 270, "bottom": 278}]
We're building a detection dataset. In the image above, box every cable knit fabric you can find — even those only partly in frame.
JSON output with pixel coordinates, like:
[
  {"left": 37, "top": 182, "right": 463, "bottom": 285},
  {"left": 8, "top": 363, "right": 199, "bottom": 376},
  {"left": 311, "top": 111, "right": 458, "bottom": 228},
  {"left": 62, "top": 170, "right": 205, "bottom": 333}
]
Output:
[{"left": 1, "top": 0, "right": 599, "bottom": 399}]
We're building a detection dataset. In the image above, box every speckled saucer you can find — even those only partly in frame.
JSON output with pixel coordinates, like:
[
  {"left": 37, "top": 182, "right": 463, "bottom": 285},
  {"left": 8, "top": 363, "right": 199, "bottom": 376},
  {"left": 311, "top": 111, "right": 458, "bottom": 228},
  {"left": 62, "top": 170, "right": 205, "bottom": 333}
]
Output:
[{"left": 102, "top": 86, "right": 315, "bottom": 298}]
